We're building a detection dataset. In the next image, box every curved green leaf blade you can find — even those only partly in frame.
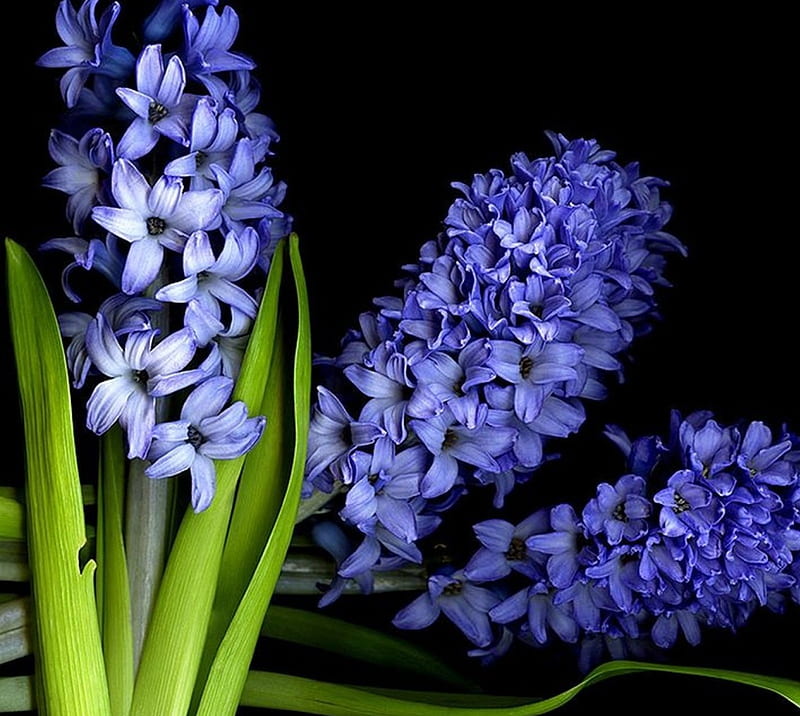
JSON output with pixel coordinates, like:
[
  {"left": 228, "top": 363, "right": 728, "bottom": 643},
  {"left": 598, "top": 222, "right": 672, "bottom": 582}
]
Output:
[
  {"left": 96, "top": 429, "right": 133, "bottom": 716},
  {"left": 6, "top": 239, "right": 110, "bottom": 715},
  {"left": 240, "top": 660, "right": 800, "bottom": 714},
  {"left": 129, "top": 239, "right": 285, "bottom": 716},
  {"left": 261, "top": 605, "right": 476, "bottom": 691},
  {"left": 195, "top": 234, "right": 311, "bottom": 716},
  {"left": 195, "top": 316, "right": 291, "bottom": 699}
]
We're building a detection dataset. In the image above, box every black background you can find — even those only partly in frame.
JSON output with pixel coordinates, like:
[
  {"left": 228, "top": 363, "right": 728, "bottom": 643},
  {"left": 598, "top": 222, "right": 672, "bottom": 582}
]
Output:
[{"left": 2, "top": 3, "right": 798, "bottom": 715}]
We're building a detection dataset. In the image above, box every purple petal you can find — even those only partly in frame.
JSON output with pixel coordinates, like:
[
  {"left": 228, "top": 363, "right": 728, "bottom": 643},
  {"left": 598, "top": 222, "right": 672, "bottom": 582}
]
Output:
[
  {"left": 148, "top": 175, "right": 184, "bottom": 217},
  {"left": 420, "top": 452, "right": 459, "bottom": 498},
  {"left": 86, "top": 376, "right": 136, "bottom": 435},
  {"left": 190, "top": 453, "right": 217, "bottom": 512},
  {"left": 393, "top": 593, "right": 440, "bottom": 630},
  {"left": 120, "top": 388, "right": 156, "bottom": 458},
  {"left": 136, "top": 44, "right": 165, "bottom": 98},
  {"left": 439, "top": 596, "right": 493, "bottom": 647},
  {"left": 146, "top": 443, "right": 196, "bottom": 478},
  {"left": 473, "top": 519, "right": 514, "bottom": 552},
  {"left": 198, "top": 401, "right": 247, "bottom": 440},
  {"left": 171, "top": 188, "right": 224, "bottom": 232},
  {"left": 116, "top": 87, "right": 153, "bottom": 118},
  {"left": 84, "top": 314, "right": 126, "bottom": 376},
  {"left": 376, "top": 496, "right": 417, "bottom": 542},
  {"left": 116, "top": 118, "right": 159, "bottom": 160},
  {"left": 146, "top": 327, "right": 196, "bottom": 376},
  {"left": 181, "top": 375, "right": 233, "bottom": 424},
  {"left": 122, "top": 239, "right": 164, "bottom": 294},
  {"left": 157, "top": 54, "right": 187, "bottom": 106}
]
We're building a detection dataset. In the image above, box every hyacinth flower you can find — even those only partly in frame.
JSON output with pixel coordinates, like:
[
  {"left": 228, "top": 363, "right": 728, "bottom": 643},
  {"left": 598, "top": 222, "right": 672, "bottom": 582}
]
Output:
[
  {"left": 299, "top": 133, "right": 686, "bottom": 601},
  {"left": 3, "top": 2, "right": 322, "bottom": 713}
]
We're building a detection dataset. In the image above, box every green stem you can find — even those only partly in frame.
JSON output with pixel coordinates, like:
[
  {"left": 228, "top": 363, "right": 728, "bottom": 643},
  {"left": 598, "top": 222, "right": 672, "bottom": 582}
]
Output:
[
  {"left": 124, "top": 460, "right": 171, "bottom": 674},
  {"left": 274, "top": 552, "right": 427, "bottom": 595},
  {"left": 125, "top": 270, "right": 173, "bottom": 674}
]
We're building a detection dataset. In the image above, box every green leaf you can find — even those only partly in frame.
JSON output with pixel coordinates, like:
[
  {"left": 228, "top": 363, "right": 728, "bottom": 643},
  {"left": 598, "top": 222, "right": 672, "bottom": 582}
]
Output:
[
  {"left": 261, "top": 605, "right": 476, "bottom": 691},
  {"left": 239, "top": 661, "right": 800, "bottom": 715},
  {"left": 0, "top": 497, "right": 23, "bottom": 541},
  {"left": 128, "top": 239, "right": 286, "bottom": 716},
  {"left": 96, "top": 429, "right": 133, "bottom": 716},
  {"left": 195, "top": 234, "right": 312, "bottom": 716},
  {"left": 197, "top": 315, "right": 292, "bottom": 695},
  {"left": 6, "top": 239, "right": 110, "bottom": 715}
]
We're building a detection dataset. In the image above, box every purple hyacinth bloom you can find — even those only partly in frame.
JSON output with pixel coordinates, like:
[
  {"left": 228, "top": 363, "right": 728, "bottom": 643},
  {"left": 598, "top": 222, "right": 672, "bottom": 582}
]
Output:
[
  {"left": 490, "top": 583, "right": 578, "bottom": 645},
  {"left": 503, "top": 273, "right": 572, "bottom": 343},
  {"left": 58, "top": 293, "right": 160, "bottom": 388},
  {"left": 464, "top": 511, "right": 549, "bottom": 582},
  {"left": 585, "top": 545, "right": 649, "bottom": 613},
  {"left": 164, "top": 97, "right": 239, "bottom": 189},
  {"left": 84, "top": 314, "right": 202, "bottom": 458},
  {"left": 115, "top": 44, "right": 197, "bottom": 159},
  {"left": 224, "top": 70, "right": 279, "bottom": 142},
  {"left": 409, "top": 339, "right": 495, "bottom": 430},
  {"left": 37, "top": 0, "right": 134, "bottom": 107},
  {"left": 305, "top": 387, "right": 384, "bottom": 483},
  {"left": 343, "top": 343, "right": 416, "bottom": 444},
  {"left": 582, "top": 475, "right": 652, "bottom": 545},
  {"left": 552, "top": 580, "right": 617, "bottom": 633},
  {"left": 393, "top": 569, "right": 500, "bottom": 647},
  {"left": 737, "top": 421, "right": 795, "bottom": 486},
  {"left": 526, "top": 504, "right": 598, "bottom": 588},
  {"left": 339, "top": 440, "right": 427, "bottom": 543},
  {"left": 40, "top": 235, "right": 125, "bottom": 302},
  {"left": 155, "top": 227, "right": 259, "bottom": 324},
  {"left": 91, "top": 159, "right": 223, "bottom": 294},
  {"left": 653, "top": 470, "right": 723, "bottom": 539},
  {"left": 146, "top": 376, "right": 265, "bottom": 512},
  {"left": 181, "top": 4, "right": 256, "bottom": 99},
  {"left": 485, "top": 337, "right": 583, "bottom": 423},
  {"left": 42, "top": 127, "right": 114, "bottom": 233},
  {"left": 210, "top": 138, "right": 286, "bottom": 231},
  {"left": 679, "top": 418, "right": 739, "bottom": 496},
  {"left": 409, "top": 407, "right": 516, "bottom": 498}
]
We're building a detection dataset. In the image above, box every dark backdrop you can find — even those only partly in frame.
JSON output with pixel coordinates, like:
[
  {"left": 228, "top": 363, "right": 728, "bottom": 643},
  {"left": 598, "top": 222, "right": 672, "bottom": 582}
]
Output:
[{"left": 1, "top": 4, "right": 797, "bottom": 715}]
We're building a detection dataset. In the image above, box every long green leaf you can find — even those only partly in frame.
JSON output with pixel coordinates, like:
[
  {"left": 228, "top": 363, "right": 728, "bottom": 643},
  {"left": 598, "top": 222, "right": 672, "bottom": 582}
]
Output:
[
  {"left": 6, "top": 239, "right": 110, "bottom": 715},
  {"left": 129, "top": 239, "right": 286, "bottom": 716},
  {"left": 96, "top": 429, "right": 133, "bottom": 716},
  {"left": 261, "top": 605, "right": 475, "bottom": 691},
  {"left": 195, "top": 234, "right": 311, "bottom": 716},
  {"left": 196, "top": 316, "right": 291, "bottom": 696},
  {"left": 240, "top": 660, "right": 800, "bottom": 714}
]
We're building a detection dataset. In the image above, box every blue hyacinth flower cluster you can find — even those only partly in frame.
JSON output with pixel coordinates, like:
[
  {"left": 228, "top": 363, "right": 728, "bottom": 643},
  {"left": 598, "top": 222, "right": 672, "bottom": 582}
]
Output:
[
  {"left": 392, "top": 412, "right": 800, "bottom": 668},
  {"left": 304, "top": 133, "right": 685, "bottom": 604},
  {"left": 38, "top": 0, "right": 290, "bottom": 511}
]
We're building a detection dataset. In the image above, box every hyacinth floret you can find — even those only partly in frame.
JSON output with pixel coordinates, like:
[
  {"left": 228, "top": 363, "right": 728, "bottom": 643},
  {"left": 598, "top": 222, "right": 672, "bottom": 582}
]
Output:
[{"left": 38, "top": 0, "right": 291, "bottom": 511}]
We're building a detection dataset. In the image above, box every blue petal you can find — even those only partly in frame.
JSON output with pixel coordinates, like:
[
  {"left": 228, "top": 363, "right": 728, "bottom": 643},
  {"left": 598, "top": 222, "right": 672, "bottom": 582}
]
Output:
[{"left": 393, "top": 593, "right": 440, "bottom": 630}]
